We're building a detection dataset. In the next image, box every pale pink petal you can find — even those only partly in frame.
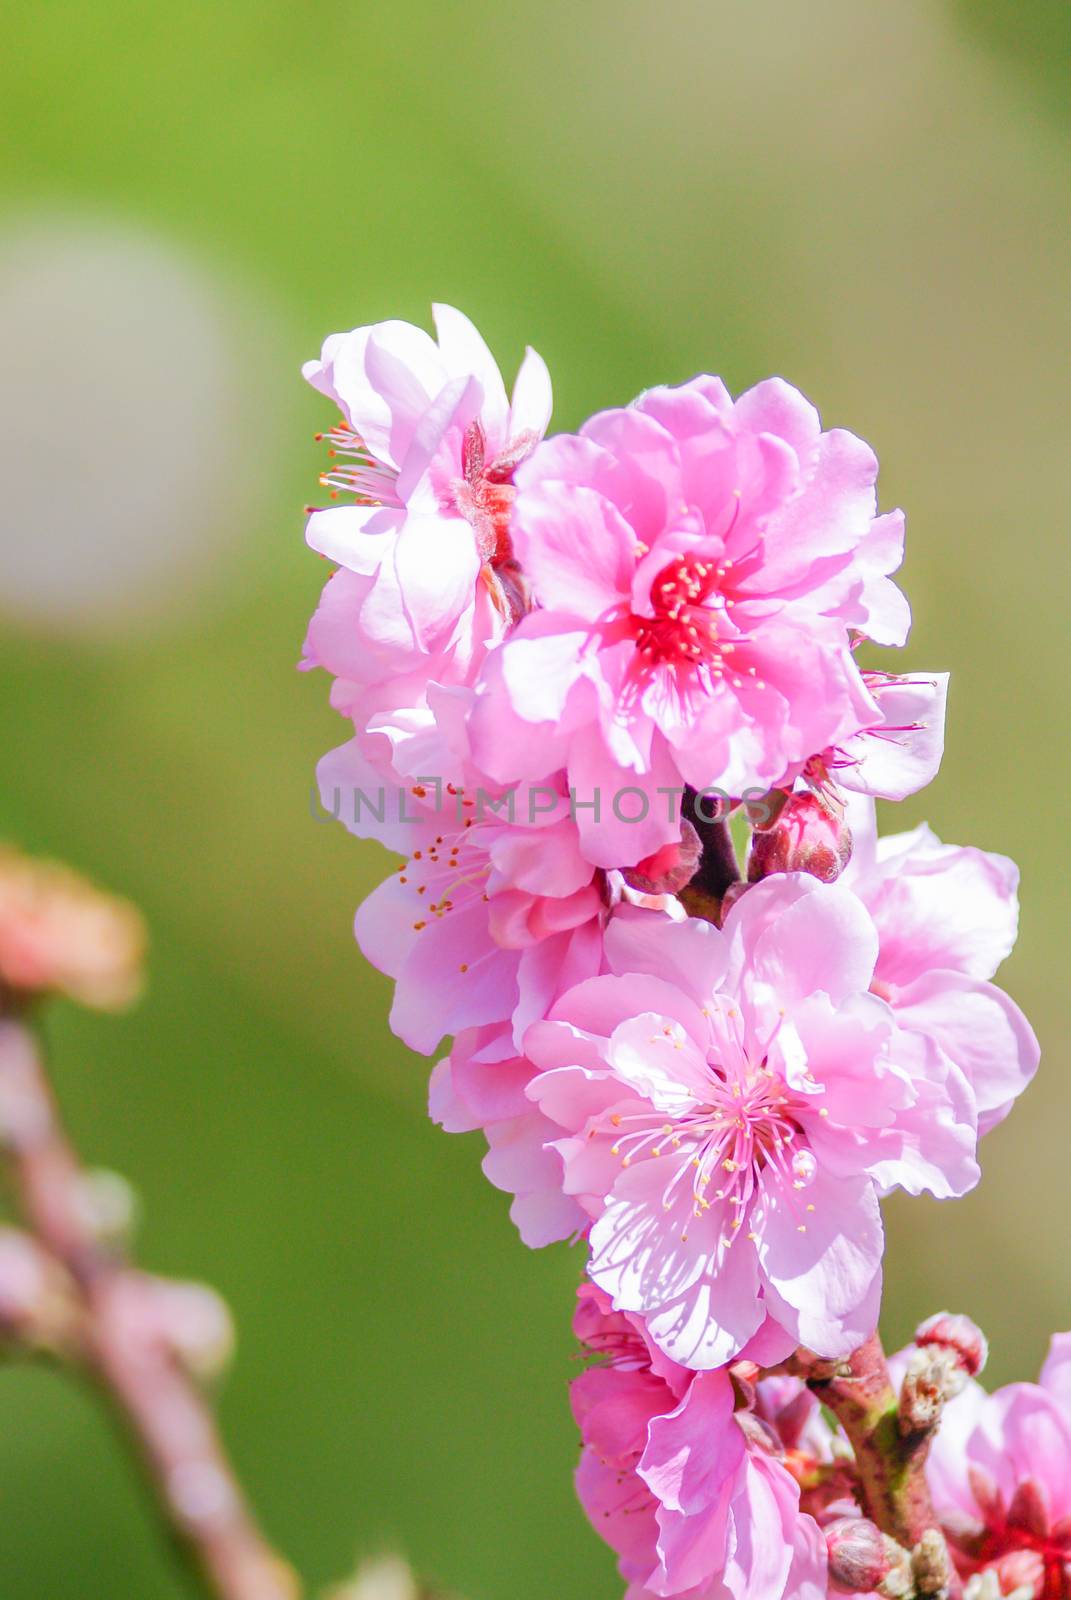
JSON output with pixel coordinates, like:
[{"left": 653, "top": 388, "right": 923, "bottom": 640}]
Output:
[
  {"left": 604, "top": 911, "right": 729, "bottom": 1009},
  {"left": 394, "top": 371, "right": 482, "bottom": 503},
  {"left": 607, "top": 1014, "right": 713, "bottom": 1111},
  {"left": 892, "top": 971, "right": 1039, "bottom": 1136},
  {"left": 481, "top": 1112, "right": 581, "bottom": 1246},
  {"left": 868, "top": 834, "right": 1020, "bottom": 985},
  {"left": 738, "top": 877, "right": 879, "bottom": 1007},
  {"left": 431, "top": 303, "right": 509, "bottom": 432},
  {"left": 1041, "top": 1333, "right": 1071, "bottom": 1412},
  {"left": 511, "top": 482, "right": 637, "bottom": 615},
  {"left": 508, "top": 346, "right": 553, "bottom": 441},
  {"left": 392, "top": 513, "right": 481, "bottom": 649},
  {"left": 638, "top": 1368, "right": 743, "bottom": 1514},
  {"left": 305, "top": 503, "right": 404, "bottom": 570},
  {"left": 837, "top": 673, "right": 948, "bottom": 801},
  {"left": 756, "top": 1166, "right": 884, "bottom": 1357}
]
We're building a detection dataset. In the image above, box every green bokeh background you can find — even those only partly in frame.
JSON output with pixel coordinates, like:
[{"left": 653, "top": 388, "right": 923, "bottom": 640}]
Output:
[{"left": 1, "top": 2, "right": 1068, "bottom": 1594}]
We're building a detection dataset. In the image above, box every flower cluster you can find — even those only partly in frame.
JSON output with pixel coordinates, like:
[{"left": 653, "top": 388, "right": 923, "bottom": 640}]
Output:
[{"left": 302, "top": 308, "right": 1039, "bottom": 1598}]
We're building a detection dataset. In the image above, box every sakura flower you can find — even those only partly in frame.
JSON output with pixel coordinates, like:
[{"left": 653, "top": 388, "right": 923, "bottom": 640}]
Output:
[
  {"left": 471, "top": 376, "right": 906, "bottom": 866},
  {"left": 571, "top": 1284, "right": 828, "bottom": 1600},
  {"left": 522, "top": 877, "right": 981, "bottom": 1368},
  {"left": 844, "top": 796, "right": 1039, "bottom": 1136},
  {"left": 800, "top": 670, "right": 949, "bottom": 807},
  {"left": 921, "top": 1332, "right": 1071, "bottom": 1600},
  {"left": 323, "top": 753, "right": 608, "bottom": 1055},
  {"left": 429, "top": 1025, "right": 586, "bottom": 1247},
  {"left": 302, "top": 304, "right": 552, "bottom": 703}
]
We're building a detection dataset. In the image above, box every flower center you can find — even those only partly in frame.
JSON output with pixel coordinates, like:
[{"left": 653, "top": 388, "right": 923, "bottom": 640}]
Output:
[
  {"left": 944, "top": 1473, "right": 1071, "bottom": 1600},
  {"left": 633, "top": 555, "right": 729, "bottom": 668},
  {"left": 606, "top": 1049, "right": 816, "bottom": 1243}
]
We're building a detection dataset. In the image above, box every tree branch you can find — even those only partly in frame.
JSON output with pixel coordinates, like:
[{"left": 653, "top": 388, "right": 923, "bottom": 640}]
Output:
[
  {"left": 806, "top": 1333, "right": 959, "bottom": 1595},
  {"left": 0, "top": 1017, "right": 300, "bottom": 1600}
]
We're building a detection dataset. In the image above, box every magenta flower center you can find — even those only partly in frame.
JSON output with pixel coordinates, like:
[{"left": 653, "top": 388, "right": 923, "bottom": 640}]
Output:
[
  {"left": 633, "top": 555, "right": 734, "bottom": 670},
  {"left": 948, "top": 1475, "right": 1071, "bottom": 1600}
]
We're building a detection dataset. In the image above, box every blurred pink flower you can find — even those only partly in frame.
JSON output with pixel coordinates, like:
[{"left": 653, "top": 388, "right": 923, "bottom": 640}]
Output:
[
  {"left": 521, "top": 878, "right": 982, "bottom": 1368},
  {"left": 844, "top": 797, "right": 1039, "bottom": 1136},
  {"left": 0, "top": 844, "right": 145, "bottom": 1012},
  {"left": 471, "top": 376, "right": 905, "bottom": 866}
]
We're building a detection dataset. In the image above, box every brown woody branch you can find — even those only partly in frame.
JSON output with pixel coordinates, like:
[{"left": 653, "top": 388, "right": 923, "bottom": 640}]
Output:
[{"left": 0, "top": 1017, "right": 300, "bottom": 1600}]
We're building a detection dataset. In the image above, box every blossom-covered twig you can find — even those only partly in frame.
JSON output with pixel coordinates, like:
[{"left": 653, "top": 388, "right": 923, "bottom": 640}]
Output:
[
  {"left": 0, "top": 1016, "right": 300, "bottom": 1600},
  {"left": 300, "top": 305, "right": 1042, "bottom": 1600}
]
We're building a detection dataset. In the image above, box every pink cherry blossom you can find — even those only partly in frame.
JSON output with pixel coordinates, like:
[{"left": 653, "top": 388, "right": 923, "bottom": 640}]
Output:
[
  {"left": 522, "top": 877, "right": 981, "bottom": 1368},
  {"left": 801, "top": 670, "right": 949, "bottom": 806},
  {"left": 571, "top": 1284, "right": 828, "bottom": 1600},
  {"left": 302, "top": 305, "right": 552, "bottom": 710},
  {"left": 429, "top": 1025, "right": 586, "bottom": 1247},
  {"left": 844, "top": 796, "right": 1039, "bottom": 1135},
  {"left": 333, "top": 762, "right": 608, "bottom": 1055},
  {"left": 922, "top": 1332, "right": 1071, "bottom": 1599},
  {"left": 471, "top": 376, "right": 907, "bottom": 866}
]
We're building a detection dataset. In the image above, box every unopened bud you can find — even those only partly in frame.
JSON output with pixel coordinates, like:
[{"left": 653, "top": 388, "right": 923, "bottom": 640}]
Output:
[
  {"left": 103, "top": 1274, "right": 235, "bottom": 1382},
  {"left": 151, "top": 1279, "right": 236, "bottom": 1381},
  {"left": 747, "top": 793, "right": 852, "bottom": 884},
  {"left": 900, "top": 1348, "right": 958, "bottom": 1434},
  {"left": 0, "top": 1228, "right": 81, "bottom": 1354},
  {"left": 915, "top": 1312, "right": 988, "bottom": 1380},
  {"left": 325, "top": 1555, "right": 420, "bottom": 1600},
  {"left": 622, "top": 821, "right": 702, "bottom": 896},
  {"left": 0, "top": 844, "right": 145, "bottom": 1012},
  {"left": 826, "top": 1517, "right": 897, "bottom": 1594},
  {"left": 912, "top": 1529, "right": 953, "bottom": 1600},
  {"left": 77, "top": 1168, "right": 140, "bottom": 1250}
]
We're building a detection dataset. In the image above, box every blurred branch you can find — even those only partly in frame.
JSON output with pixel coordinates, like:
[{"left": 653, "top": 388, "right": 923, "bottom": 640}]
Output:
[{"left": 0, "top": 1016, "right": 300, "bottom": 1600}]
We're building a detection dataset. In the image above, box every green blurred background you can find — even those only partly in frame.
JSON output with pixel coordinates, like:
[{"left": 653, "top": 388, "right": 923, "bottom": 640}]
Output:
[{"left": 0, "top": 1, "right": 1068, "bottom": 1593}]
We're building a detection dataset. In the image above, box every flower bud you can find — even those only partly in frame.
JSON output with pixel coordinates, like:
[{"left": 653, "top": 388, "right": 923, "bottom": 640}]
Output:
[
  {"left": 77, "top": 1168, "right": 140, "bottom": 1250},
  {"left": 622, "top": 820, "right": 702, "bottom": 896},
  {"left": 150, "top": 1279, "right": 236, "bottom": 1381},
  {"left": 826, "top": 1517, "right": 896, "bottom": 1594},
  {"left": 326, "top": 1556, "right": 420, "bottom": 1600},
  {"left": 912, "top": 1528, "right": 953, "bottom": 1599},
  {"left": 747, "top": 793, "right": 852, "bottom": 884},
  {"left": 914, "top": 1312, "right": 988, "bottom": 1379},
  {"left": 900, "top": 1346, "right": 960, "bottom": 1433},
  {"left": 0, "top": 1227, "right": 81, "bottom": 1354},
  {"left": 104, "top": 1274, "right": 235, "bottom": 1382}
]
